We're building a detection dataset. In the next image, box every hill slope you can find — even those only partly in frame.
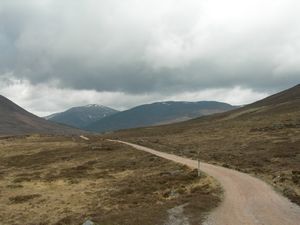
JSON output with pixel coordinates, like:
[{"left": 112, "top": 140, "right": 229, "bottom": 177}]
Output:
[
  {"left": 46, "top": 104, "right": 118, "bottom": 129},
  {"left": 0, "top": 95, "right": 82, "bottom": 136},
  {"left": 108, "top": 84, "right": 300, "bottom": 205},
  {"left": 86, "top": 101, "right": 236, "bottom": 132}
]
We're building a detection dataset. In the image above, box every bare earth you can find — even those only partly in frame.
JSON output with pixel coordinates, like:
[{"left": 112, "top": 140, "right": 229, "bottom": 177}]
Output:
[{"left": 113, "top": 140, "right": 300, "bottom": 225}]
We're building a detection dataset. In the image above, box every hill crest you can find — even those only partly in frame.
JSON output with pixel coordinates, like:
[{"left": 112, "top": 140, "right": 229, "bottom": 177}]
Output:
[{"left": 0, "top": 95, "right": 82, "bottom": 136}]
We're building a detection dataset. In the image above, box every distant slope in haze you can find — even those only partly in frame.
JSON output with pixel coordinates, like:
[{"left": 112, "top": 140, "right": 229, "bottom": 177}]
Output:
[
  {"left": 0, "top": 95, "right": 82, "bottom": 136},
  {"left": 86, "top": 101, "right": 237, "bottom": 132},
  {"left": 45, "top": 104, "right": 118, "bottom": 129}
]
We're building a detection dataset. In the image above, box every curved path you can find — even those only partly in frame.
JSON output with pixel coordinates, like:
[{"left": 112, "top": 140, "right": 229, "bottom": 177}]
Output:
[{"left": 111, "top": 140, "right": 300, "bottom": 225}]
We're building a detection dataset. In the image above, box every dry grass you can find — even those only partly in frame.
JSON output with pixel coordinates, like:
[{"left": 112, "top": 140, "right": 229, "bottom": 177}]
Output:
[
  {"left": 107, "top": 100, "right": 300, "bottom": 205},
  {"left": 0, "top": 135, "right": 221, "bottom": 225}
]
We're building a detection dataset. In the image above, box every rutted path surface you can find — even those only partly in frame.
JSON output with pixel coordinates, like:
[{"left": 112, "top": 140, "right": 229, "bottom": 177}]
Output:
[{"left": 112, "top": 140, "right": 300, "bottom": 225}]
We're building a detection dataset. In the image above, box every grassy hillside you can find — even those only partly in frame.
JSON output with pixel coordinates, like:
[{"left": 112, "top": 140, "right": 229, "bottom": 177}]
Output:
[
  {"left": 0, "top": 95, "right": 82, "bottom": 136},
  {"left": 107, "top": 84, "right": 300, "bottom": 205}
]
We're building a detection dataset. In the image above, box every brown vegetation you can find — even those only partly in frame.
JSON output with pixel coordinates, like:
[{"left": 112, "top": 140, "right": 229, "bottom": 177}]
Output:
[
  {"left": 107, "top": 84, "right": 300, "bottom": 205},
  {"left": 0, "top": 135, "right": 221, "bottom": 225}
]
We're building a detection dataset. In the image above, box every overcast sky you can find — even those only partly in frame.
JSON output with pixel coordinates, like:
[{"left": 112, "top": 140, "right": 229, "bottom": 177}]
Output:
[{"left": 0, "top": 0, "right": 299, "bottom": 116}]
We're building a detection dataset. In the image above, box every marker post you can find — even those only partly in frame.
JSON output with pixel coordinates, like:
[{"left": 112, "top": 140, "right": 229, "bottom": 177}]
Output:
[{"left": 197, "top": 151, "right": 201, "bottom": 177}]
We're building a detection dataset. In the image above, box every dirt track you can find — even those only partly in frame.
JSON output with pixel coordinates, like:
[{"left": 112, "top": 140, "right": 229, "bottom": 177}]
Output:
[{"left": 113, "top": 140, "right": 300, "bottom": 225}]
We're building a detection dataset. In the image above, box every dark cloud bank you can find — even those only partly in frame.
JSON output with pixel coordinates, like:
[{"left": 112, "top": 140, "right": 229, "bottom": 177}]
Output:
[{"left": 0, "top": 0, "right": 299, "bottom": 115}]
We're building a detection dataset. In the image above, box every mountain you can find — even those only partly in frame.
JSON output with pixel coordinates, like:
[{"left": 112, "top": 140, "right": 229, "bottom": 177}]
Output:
[
  {"left": 45, "top": 104, "right": 119, "bottom": 129},
  {"left": 198, "top": 84, "right": 300, "bottom": 122},
  {"left": 86, "top": 101, "right": 237, "bottom": 132},
  {"left": 0, "top": 95, "right": 82, "bottom": 136},
  {"left": 107, "top": 84, "right": 300, "bottom": 205}
]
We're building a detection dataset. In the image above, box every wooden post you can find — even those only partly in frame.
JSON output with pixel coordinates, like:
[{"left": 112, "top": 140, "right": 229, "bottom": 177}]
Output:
[{"left": 198, "top": 151, "right": 201, "bottom": 177}]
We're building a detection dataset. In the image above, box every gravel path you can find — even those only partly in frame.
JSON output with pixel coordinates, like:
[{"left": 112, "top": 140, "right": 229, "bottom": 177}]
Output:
[{"left": 113, "top": 140, "right": 300, "bottom": 225}]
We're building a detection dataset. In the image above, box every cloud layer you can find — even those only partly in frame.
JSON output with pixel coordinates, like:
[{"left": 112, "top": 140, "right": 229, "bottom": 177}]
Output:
[
  {"left": 0, "top": 74, "right": 268, "bottom": 116},
  {"left": 0, "top": 0, "right": 299, "bottom": 115}
]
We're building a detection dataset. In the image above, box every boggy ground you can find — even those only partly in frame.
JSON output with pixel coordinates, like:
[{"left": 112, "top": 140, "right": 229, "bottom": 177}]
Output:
[{"left": 0, "top": 135, "right": 221, "bottom": 225}]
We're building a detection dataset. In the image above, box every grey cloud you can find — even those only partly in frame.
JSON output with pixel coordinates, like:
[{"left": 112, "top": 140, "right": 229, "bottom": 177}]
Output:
[
  {"left": 0, "top": 74, "right": 269, "bottom": 116},
  {"left": 0, "top": 0, "right": 299, "bottom": 97}
]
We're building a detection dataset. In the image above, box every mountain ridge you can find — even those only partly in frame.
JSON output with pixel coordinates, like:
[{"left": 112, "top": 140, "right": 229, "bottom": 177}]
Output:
[
  {"left": 0, "top": 95, "right": 82, "bottom": 136},
  {"left": 86, "top": 100, "right": 237, "bottom": 132},
  {"left": 45, "top": 104, "right": 118, "bottom": 129}
]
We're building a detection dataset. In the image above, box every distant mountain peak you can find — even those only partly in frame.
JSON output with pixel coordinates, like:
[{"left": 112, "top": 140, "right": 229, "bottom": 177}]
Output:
[
  {"left": 45, "top": 104, "right": 119, "bottom": 129},
  {"left": 86, "top": 100, "right": 237, "bottom": 132},
  {"left": 84, "top": 104, "right": 113, "bottom": 109},
  {"left": 85, "top": 104, "right": 103, "bottom": 107}
]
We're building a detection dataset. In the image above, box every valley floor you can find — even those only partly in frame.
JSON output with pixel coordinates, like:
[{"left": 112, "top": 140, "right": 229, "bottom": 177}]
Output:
[
  {"left": 0, "top": 135, "right": 221, "bottom": 225},
  {"left": 115, "top": 140, "right": 300, "bottom": 225},
  {"left": 108, "top": 107, "right": 300, "bottom": 206}
]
